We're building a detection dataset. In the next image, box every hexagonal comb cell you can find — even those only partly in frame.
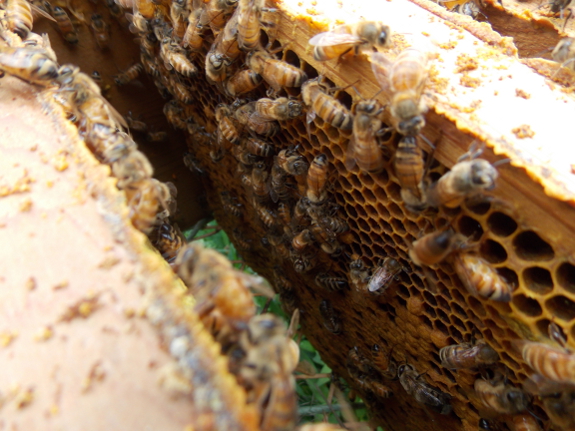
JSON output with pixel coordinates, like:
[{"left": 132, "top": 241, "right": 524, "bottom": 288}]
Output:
[
  {"left": 512, "top": 294, "right": 543, "bottom": 317},
  {"left": 546, "top": 295, "right": 575, "bottom": 322},
  {"left": 522, "top": 266, "right": 553, "bottom": 295},
  {"left": 480, "top": 239, "right": 507, "bottom": 264},
  {"left": 487, "top": 211, "right": 518, "bottom": 237},
  {"left": 556, "top": 262, "right": 575, "bottom": 295},
  {"left": 513, "top": 230, "right": 555, "bottom": 261}
]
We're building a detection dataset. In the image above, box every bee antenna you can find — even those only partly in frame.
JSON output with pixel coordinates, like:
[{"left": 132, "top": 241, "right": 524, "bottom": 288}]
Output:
[
  {"left": 526, "top": 407, "right": 544, "bottom": 424},
  {"left": 492, "top": 158, "right": 511, "bottom": 168}
]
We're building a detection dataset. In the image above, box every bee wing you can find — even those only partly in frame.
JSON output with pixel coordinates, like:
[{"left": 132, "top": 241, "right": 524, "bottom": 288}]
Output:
[
  {"left": 309, "top": 32, "right": 362, "bottom": 47},
  {"left": 104, "top": 98, "right": 129, "bottom": 130},
  {"left": 369, "top": 51, "right": 393, "bottom": 94},
  {"left": 31, "top": 4, "right": 57, "bottom": 21},
  {"left": 344, "top": 135, "right": 358, "bottom": 171},
  {"left": 66, "top": 0, "right": 88, "bottom": 23}
]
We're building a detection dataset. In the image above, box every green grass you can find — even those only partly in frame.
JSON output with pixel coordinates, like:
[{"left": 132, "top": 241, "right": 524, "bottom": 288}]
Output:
[{"left": 186, "top": 221, "right": 379, "bottom": 429}]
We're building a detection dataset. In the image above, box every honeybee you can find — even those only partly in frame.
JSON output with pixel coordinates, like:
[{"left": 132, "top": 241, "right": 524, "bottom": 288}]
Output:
[
  {"left": 319, "top": 299, "right": 342, "bottom": 334},
  {"left": 452, "top": 253, "right": 512, "bottom": 302},
  {"left": 514, "top": 340, "right": 575, "bottom": 384},
  {"left": 225, "top": 68, "right": 263, "bottom": 97},
  {"left": 345, "top": 98, "right": 385, "bottom": 173},
  {"left": 91, "top": 13, "right": 110, "bottom": 49},
  {"left": 203, "top": 0, "right": 238, "bottom": 33},
  {"left": 311, "top": 224, "right": 342, "bottom": 255},
  {"left": 259, "top": 375, "right": 298, "bottom": 431},
  {"left": 255, "top": 97, "right": 303, "bottom": 121},
  {"left": 505, "top": 414, "right": 542, "bottom": 431},
  {"left": 234, "top": 102, "right": 279, "bottom": 137},
  {"left": 426, "top": 148, "right": 498, "bottom": 208},
  {"left": 395, "top": 135, "right": 427, "bottom": 212},
  {"left": 126, "top": 111, "right": 148, "bottom": 133},
  {"left": 105, "top": 0, "right": 128, "bottom": 25},
  {"left": 215, "top": 103, "right": 240, "bottom": 145},
  {"left": 291, "top": 229, "right": 312, "bottom": 251},
  {"left": 251, "top": 161, "right": 270, "bottom": 200},
  {"left": 318, "top": 213, "right": 348, "bottom": 235},
  {"left": 552, "top": 38, "right": 575, "bottom": 71},
  {"left": 290, "top": 249, "right": 314, "bottom": 273},
  {"left": 163, "top": 100, "right": 187, "bottom": 129},
  {"left": 236, "top": 0, "right": 261, "bottom": 51},
  {"left": 309, "top": 21, "right": 391, "bottom": 62},
  {"left": 247, "top": 49, "right": 308, "bottom": 93},
  {"left": 127, "top": 11, "right": 149, "bottom": 34},
  {"left": 474, "top": 378, "right": 529, "bottom": 414},
  {"left": 370, "top": 48, "right": 429, "bottom": 136},
  {"left": 409, "top": 229, "right": 462, "bottom": 267},
  {"left": 114, "top": 62, "right": 143, "bottom": 86},
  {"left": 270, "top": 164, "right": 290, "bottom": 202},
  {"left": 367, "top": 257, "right": 403, "bottom": 295},
  {"left": 205, "top": 51, "right": 232, "bottom": 82},
  {"left": 276, "top": 148, "right": 309, "bottom": 176},
  {"left": 398, "top": 363, "right": 452, "bottom": 414},
  {"left": 6, "top": 0, "right": 56, "bottom": 40},
  {"left": 111, "top": 149, "right": 154, "bottom": 188},
  {"left": 301, "top": 77, "right": 353, "bottom": 131},
  {"left": 349, "top": 258, "right": 370, "bottom": 292},
  {"left": 153, "top": 221, "right": 186, "bottom": 263},
  {"left": 315, "top": 273, "right": 348, "bottom": 291},
  {"left": 134, "top": 0, "right": 155, "bottom": 19},
  {"left": 88, "top": 125, "right": 136, "bottom": 163},
  {"left": 347, "top": 346, "right": 375, "bottom": 377},
  {"left": 439, "top": 340, "right": 499, "bottom": 369},
  {"left": 124, "top": 178, "right": 171, "bottom": 233},
  {"left": 244, "top": 136, "right": 273, "bottom": 157},
  {"left": 220, "top": 191, "right": 242, "bottom": 217},
  {"left": 277, "top": 202, "right": 291, "bottom": 226},
  {"left": 53, "top": 6, "right": 78, "bottom": 44},
  {"left": 161, "top": 37, "right": 197, "bottom": 77},
  {"left": 211, "top": 11, "right": 242, "bottom": 60},
  {"left": 170, "top": 0, "right": 188, "bottom": 37},
  {"left": 182, "top": 8, "right": 204, "bottom": 51},
  {"left": 543, "top": 391, "right": 575, "bottom": 431},
  {"left": 0, "top": 45, "right": 58, "bottom": 85},
  {"left": 172, "top": 79, "right": 193, "bottom": 104},
  {"left": 255, "top": 203, "right": 276, "bottom": 228},
  {"left": 371, "top": 344, "right": 398, "bottom": 379},
  {"left": 306, "top": 154, "right": 329, "bottom": 203}
]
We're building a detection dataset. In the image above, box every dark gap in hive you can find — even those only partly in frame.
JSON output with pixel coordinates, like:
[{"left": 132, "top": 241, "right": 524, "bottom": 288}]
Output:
[
  {"left": 512, "top": 294, "right": 543, "bottom": 317},
  {"left": 487, "top": 303, "right": 512, "bottom": 324},
  {"left": 411, "top": 273, "right": 425, "bottom": 290},
  {"left": 283, "top": 49, "right": 301, "bottom": 68},
  {"left": 484, "top": 319, "right": 505, "bottom": 338},
  {"left": 480, "top": 239, "right": 508, "bottom": 264},
  {"left": 351, "top": 242, "right": 363, "bottom": 257},
  {"left": 465, "top": 199, "right": 491, "bottom": 215},
  {"left": 351, "top": 189, "right": 366, "bottom": 205},
  {"left": 523, "top": 266, "right": 553, "bottom": 295},
  {"left": 513, "top": 231, "right": 555, "bottom": 261},
  {"left": 310, "top": 132, "right": 322, "bottom": 149},
  {"left": 451, "top": 315, "right": 467, "bottom": 332},
  {"left": 388, "top": 202, "right": 404, "bottom": 219},
  {"left": 546, "top": 295, "right": 575, "bottom": 321},
  {"left": 458, "top": 216, "right": 484, "bottom": 241},
  {"left": 348, "top": 174, "right": 362, "bottom": 190},
  {"left": 301, "top": 61, "right": 318, "bottom": 79},
  {"left": 380, "top": 232, "right": 394, "bottom": 246},
  {"left": 359, "top": 172, "right": 375, "bottom": 188},
  {"left": 487, "top": 211, "right": 518, "bottom": 237},
  {"left": 450, "top": 288, "right": 465, "bottom": 307},
  {"left": 497, "top": 267, "right": 519, "bottom": 289},
  {"left": 535, "top": 318, "right": 551, "bottom": 337},
  {"left": 556, "top": 262, "right": 575, "bottom": 295},
  {"left": 385, "top": 182, "right": 402, "bottom": 202},
  {"left": 372, "top": 243, "right": 386, "bottom": 258},
  {"left": 442, "top": 206, "right": 461, "bottom": 220},
  {"left": 390, "top": 219, "right": 406, "bottom": 235},
  {"left": 436, "top": 307, "right": 449, "bottom": 324}
]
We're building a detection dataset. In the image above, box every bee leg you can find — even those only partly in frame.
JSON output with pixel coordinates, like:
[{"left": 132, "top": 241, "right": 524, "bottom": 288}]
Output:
[{"left": 562, "top": 7, "right": 574, "bottom": 31}]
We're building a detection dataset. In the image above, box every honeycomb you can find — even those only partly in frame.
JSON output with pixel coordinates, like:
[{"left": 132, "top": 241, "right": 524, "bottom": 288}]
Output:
[
  {"left": 9, "top": 0, "right": 575, "bottom": 429},
  {"left": 130, "top": 1, "right": 575, "bottom": 430}
]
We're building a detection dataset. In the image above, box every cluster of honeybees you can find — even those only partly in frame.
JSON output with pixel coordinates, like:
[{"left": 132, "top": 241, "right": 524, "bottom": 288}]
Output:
[{"left": 0, "top": 3, "right": 179, "bottom": 238}]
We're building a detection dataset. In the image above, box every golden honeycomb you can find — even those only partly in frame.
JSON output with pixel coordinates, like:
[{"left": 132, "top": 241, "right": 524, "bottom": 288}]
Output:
[{"left": 6, "top": 0, "right": 575, "bottom": 429}]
